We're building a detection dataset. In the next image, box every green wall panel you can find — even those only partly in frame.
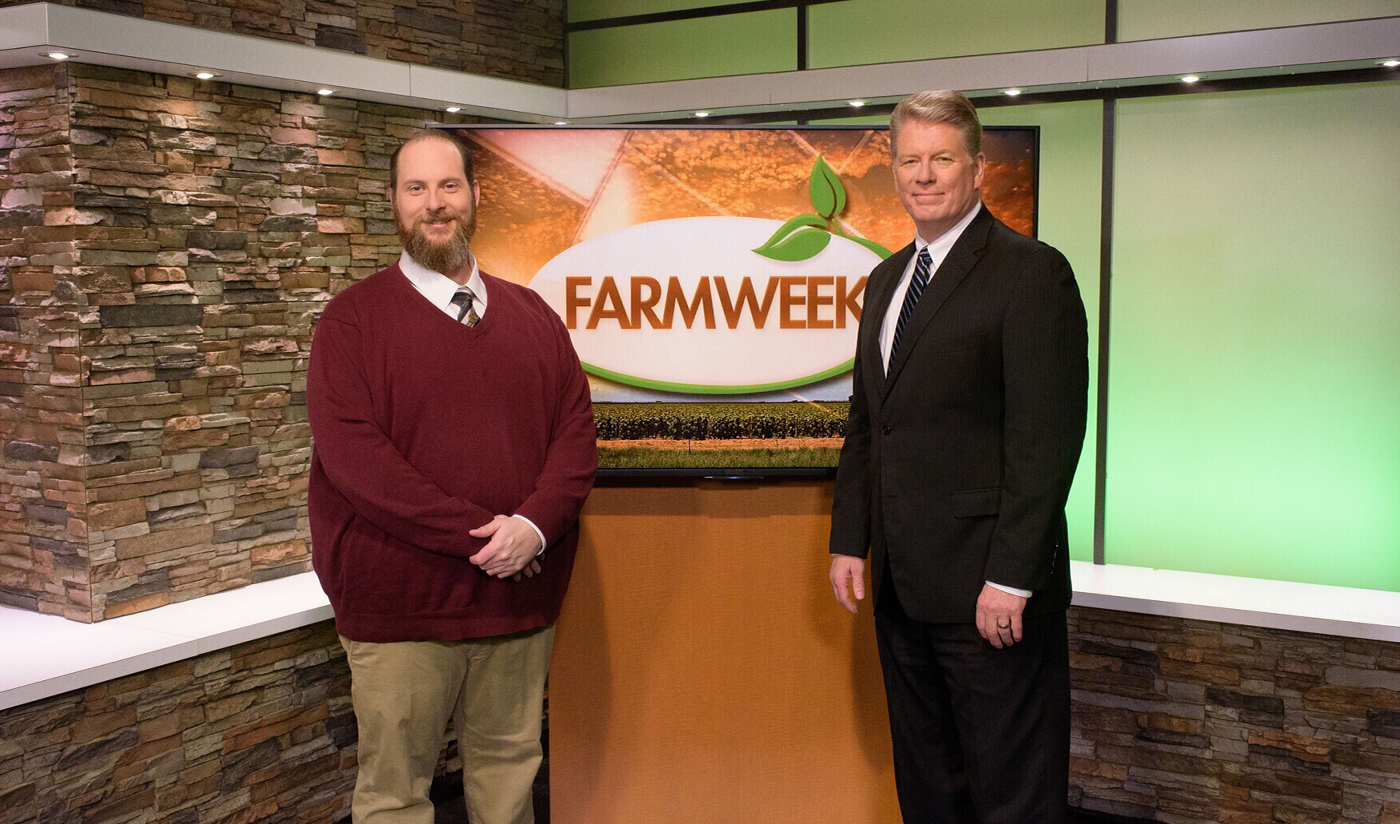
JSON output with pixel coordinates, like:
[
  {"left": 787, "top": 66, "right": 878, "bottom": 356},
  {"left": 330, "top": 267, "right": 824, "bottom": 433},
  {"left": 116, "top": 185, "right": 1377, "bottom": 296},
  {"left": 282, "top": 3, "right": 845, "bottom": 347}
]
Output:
[
  {"left": 1106, "top": 82, "right": 1400, "bottom": 590},
  {"left": 569, "top": 10, "right": 797, "bottom": 88},
  {"left": 1118, "top": 0, "right": 1400, "bottom": 41},
  {"left": 808, "top": 0, "right": 1103, "bottom": 70},
  {"left": 569, "top": 0, "right": 762, "bottom": 24},
  {"left": 980, "top": 102, "right": 1103, "bottom": 563}
]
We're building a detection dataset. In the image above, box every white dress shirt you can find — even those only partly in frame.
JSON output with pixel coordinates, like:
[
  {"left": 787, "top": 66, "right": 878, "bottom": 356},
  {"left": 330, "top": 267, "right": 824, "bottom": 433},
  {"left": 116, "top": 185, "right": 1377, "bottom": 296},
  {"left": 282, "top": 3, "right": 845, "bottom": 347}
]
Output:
[
  {"left": 398, "top": 252, "right": 548, "bottom": 556},
  {"left": 875, "top": 204, "right": 1031, "bottom": 600},
  {"left": 400, "top": 251, "right": 489, "bottom": 320},
  {"left": 879, "top": 201, "right": 982, "bottom": 372}
]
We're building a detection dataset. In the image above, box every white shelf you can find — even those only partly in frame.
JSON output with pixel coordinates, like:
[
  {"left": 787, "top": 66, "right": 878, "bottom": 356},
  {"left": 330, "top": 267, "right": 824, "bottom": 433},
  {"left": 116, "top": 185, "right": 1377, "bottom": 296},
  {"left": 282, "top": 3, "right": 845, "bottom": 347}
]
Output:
[
  {"left": 5, "top": 564, "right": 1398, "bottom": 712},
  {"left": 1070, "top": 561, "right": 1400, "bottom": 643},
  {"left": 1, "top": 572, "right": 331, "bottom": 711}
]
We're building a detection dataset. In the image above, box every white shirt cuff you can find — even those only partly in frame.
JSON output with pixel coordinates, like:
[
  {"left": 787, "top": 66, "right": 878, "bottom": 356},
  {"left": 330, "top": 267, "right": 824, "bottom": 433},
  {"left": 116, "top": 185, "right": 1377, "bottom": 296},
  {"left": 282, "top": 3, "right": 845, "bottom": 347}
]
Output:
[
  {"left": 512, "top": 514, "right": 547, "bottom": 556},
  {"left": 986, "top": 580, "right": 1032, "bottom": 598}
]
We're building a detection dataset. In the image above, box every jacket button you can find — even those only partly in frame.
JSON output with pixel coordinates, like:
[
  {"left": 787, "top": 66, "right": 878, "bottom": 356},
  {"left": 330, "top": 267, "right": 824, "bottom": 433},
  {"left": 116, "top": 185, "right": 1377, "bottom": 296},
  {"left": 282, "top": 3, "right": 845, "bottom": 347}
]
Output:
[{"left": 881, "top": 425, "right": 891, "bottom": 435}]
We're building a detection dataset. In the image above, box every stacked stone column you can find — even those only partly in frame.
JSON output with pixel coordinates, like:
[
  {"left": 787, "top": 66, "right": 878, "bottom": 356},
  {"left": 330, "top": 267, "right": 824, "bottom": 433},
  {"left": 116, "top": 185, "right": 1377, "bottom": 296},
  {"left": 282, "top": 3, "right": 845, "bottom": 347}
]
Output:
[{"left": 0, "top": 62, "right": 478, "bottom": 621}]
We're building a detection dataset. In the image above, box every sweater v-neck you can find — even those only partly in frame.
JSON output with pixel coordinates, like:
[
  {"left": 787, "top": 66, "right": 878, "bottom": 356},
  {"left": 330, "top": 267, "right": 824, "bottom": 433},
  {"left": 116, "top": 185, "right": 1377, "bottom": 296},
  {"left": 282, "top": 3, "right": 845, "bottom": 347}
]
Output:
[{"left": 391, "top": 263, "right": 497, "bottom": 339}]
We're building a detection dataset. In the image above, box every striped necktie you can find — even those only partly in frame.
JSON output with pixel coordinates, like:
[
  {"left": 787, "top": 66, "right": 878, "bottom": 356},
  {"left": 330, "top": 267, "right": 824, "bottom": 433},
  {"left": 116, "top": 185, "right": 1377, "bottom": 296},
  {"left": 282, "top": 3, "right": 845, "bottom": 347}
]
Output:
[
  {"left": 449, "top": 287, "right": 479, "bottom": 327},
  {"left": 889, "top": 246, "right": 932, "bottom": 364}
]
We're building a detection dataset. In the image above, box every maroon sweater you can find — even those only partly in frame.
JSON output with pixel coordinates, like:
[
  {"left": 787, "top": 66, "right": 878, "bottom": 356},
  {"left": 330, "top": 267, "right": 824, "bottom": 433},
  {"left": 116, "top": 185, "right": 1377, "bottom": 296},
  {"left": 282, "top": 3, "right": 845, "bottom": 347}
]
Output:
[{"left": 307, "top": 264, "right": 597, "bottom": 642}]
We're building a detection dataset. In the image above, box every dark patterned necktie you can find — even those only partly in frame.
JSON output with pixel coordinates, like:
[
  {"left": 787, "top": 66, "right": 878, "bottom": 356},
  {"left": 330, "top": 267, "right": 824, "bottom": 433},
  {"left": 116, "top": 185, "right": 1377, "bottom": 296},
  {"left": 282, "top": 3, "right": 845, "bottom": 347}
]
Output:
[
  {"left": 889, "top": 246, "right": 932, "bottom": 364},
  {"left": 449, "top": 288, "right": 479, "bottom": 327}
]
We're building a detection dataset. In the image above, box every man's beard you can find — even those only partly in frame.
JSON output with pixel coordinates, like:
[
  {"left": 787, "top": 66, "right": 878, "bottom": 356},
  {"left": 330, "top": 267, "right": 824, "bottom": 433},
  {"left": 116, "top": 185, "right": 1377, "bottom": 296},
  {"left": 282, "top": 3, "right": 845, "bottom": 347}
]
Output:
[{"left": 396, "top": 206, "right": 477, "bottom": 275}]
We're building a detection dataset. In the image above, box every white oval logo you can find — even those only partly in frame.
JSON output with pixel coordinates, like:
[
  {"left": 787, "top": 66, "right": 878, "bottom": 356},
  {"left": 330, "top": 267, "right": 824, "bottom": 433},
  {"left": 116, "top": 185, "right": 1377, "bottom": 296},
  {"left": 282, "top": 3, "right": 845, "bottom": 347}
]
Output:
[{"left": 530, "top": 217, "right": 880, "bottom": 395}]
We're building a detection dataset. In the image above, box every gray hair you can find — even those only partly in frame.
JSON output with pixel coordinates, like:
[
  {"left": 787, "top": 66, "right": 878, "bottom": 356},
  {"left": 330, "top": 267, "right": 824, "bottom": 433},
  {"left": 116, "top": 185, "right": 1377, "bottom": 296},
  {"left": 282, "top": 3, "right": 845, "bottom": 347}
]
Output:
[{"left": 889, "top": 90, "right": 982, "bottom": 157}]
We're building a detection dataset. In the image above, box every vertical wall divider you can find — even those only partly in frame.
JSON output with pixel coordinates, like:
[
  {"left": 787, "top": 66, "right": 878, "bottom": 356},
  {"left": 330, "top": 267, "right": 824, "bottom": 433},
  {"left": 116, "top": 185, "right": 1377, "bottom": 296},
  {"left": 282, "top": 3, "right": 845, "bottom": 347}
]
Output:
[
  {"left": 797, "top": 2, "right": 808, "bottom": 71},
  {"left": 1093, "top": 0, "right": 1118, "bottom": 566},
  {"left": 1094, "top": 95, "right": 1115, "bottom": 567}
]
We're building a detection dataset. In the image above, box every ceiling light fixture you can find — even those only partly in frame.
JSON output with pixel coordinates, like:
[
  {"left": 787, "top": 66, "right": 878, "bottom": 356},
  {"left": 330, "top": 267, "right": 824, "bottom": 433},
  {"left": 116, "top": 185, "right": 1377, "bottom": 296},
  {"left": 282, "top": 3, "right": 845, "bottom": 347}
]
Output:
[
  {"left": 44, "top": 51, "right": 72, "bottom": 60},
  {"left": 554, "top": 120, "right": 569, "bottom": 125},
  {"left": 694, "top": 111, "right": 710, "bottom": 118},
  {"left": 445, "top": 106, "right": 461, "bottom": 113},
  {"left": 317, "top": 88, "right": 335, "bottom": 96},
  {"left": 1381, "top": 59, "right": 1400, "bottom": 68},
  {"left": 193, "top": 71, "right": 219, "bottom": 80},
  {"left": 1004, "top": 88, "right": 1022, "bottom": 97},
  {"left": 1181, "top": 75, "right": 1201, "bottom": 83},
  {"left": 848, "top": 100, "right": 865, "bottom": 108}
]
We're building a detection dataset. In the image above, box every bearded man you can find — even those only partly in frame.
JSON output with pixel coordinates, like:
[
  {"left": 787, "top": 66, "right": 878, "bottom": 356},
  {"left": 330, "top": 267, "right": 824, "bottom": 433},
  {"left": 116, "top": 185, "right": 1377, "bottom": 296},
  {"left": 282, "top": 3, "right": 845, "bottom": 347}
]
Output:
[{"left": 306, "top": 130, "right": 597, "bottom": 824}]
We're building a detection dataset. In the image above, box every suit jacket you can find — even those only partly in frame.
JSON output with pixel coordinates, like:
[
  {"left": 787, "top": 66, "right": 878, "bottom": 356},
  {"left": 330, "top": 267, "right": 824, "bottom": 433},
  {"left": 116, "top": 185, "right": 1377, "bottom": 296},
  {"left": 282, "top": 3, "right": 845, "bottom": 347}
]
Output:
[{"left": 829, "top": 206, "right": 1089, "bottom": 624}]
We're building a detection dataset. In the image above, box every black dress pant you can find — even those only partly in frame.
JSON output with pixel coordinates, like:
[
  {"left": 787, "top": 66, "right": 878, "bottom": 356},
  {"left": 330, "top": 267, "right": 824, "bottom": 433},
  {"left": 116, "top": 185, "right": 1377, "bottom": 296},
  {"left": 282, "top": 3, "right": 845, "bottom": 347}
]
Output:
[{"left": 874, "top": 572, "right": 1070, "bottom": 824}]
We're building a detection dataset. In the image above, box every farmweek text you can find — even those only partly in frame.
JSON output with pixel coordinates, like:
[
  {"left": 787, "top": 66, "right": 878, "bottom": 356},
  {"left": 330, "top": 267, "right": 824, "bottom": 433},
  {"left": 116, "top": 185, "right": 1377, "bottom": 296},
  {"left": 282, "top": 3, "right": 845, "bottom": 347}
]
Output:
[{"left": 563, "top": 275, "right": 868, "bottom": 330}]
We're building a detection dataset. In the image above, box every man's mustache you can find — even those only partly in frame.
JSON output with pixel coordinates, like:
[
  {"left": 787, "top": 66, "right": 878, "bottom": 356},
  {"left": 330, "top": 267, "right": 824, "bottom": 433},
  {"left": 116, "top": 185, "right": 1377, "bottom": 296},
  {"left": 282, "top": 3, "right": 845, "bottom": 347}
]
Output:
[{"left": 415, "top": 208, "right": 462, "bottom": 226}]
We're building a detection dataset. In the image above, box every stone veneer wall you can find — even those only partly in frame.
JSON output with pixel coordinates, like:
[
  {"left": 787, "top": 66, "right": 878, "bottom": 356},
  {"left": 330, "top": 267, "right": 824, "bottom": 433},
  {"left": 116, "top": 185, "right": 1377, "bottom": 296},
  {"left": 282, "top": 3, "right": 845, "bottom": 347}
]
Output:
[
  {"left": 1069, "top": 608, "right": 1400, "bottom": 823},
  {"left": 0, "top": 61, "right": 489, "bottom": 621},
  {"left": 0, "top": 65, "right": 88, "bottom": 618},
  {"left": 0, "top": 0, "right": 565, "bottom": 87},
  {"left": 0, "top": 620, "right": 545, "bottom": 824},
  {"left": 0, "top": 609, "right": 1394, "bottom": 823},
  {"left": 0, "top": 622, "right": 357, "bottom": 824}
]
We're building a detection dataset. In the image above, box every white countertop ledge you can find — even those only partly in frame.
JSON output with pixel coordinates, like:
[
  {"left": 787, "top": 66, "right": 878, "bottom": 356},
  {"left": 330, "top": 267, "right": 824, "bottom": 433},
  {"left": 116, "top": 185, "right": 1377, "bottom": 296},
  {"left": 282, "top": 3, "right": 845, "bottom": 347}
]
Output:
[
  {"left": 3, "top": 564, "right": 1398, "bottom": 711},
  {"left": 1069, "top": 561, "right": 1400, "bottom": 644},
  {"left": 2, "top": 572, "right": 333, "bottom": 711}
]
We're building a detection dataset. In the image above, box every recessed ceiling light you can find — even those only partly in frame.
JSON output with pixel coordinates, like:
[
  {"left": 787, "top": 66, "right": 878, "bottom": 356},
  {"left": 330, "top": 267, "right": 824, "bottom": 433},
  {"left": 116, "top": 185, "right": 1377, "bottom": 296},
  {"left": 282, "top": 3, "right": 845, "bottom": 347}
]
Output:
[
  {"left": 445, "top": 106, "right": 461, "bottom": 113},
  {"left": 193, "top": 71, "right": 219, "bottom": 80},
  {"left": 694, "top": 111, "right": 709, "bottom": 118},
  {"left": 1004, "top": 88, "right": 1022, "bottom": 97},
  {"left": 1181, "top": 75, "right": 1201, "bottom": 83},
  {"left": 848, "top": 100, "right": 865, "bottom": 108},
  {"left": 317, "top": 88, "right": 335, "bottom": 96},
  {"left": 554, "top": 120, "right": 569, "bottom": 125},
  {"left": 44, "top": 51, "right": 72, "bottom": 60},
  {"left": 1381, "top": 59, "right": 1400, "bottom": 68}
]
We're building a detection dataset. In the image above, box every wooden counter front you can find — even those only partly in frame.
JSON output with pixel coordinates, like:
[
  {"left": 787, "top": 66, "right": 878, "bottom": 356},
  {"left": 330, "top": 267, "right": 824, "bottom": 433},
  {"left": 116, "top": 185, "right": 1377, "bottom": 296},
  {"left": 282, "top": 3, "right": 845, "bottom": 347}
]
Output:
[{"left": 550, "top": 479, "right": 900, "bottom": 824}]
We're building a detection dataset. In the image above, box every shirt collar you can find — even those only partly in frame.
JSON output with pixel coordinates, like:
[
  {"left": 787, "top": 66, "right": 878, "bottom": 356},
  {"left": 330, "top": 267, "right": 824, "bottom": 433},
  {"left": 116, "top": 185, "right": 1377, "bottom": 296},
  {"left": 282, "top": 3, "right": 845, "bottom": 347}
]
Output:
[
  {"left": 913, "top": 200, "right": 982, "bottom": 263},
  {"left": 398, "top": 251, "right": 487, "bottom": 311}
]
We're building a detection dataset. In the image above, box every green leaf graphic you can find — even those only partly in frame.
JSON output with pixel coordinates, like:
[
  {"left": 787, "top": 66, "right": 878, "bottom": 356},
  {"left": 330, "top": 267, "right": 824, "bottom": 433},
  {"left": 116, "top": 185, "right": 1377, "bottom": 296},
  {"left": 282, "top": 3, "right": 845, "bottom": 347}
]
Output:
[
  {"left": 837, "top": 231, "right": 894, "bottom": 260},
  {"left": 753, "top": 226, "right": 831, "bottom": 262},
  {"left": 752, "top": 213, "right": 827, "bottom": 257},
  {"left": 750, "top": 156, "right": 893, "bottom": 263},
  {"left": 809, "top": 156, "right": 846, "bottom": 220}
]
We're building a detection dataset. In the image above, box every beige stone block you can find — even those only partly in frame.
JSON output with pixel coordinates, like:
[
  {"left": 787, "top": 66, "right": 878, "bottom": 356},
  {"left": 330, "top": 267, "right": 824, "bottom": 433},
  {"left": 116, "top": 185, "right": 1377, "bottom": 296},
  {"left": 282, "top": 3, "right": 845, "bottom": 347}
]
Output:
[
  {"left": 315, "top": 148, "right": 364, "bottom": 167},
  {"left": 12, "top": 270, "right": 55, "bottom": 294},
  {"left": 205, "top": 497, "right": 236, "bottom": 515},
  {"left": 169, "top": 453, "right": 201, "bottom": 472},
  {"left": 114, "top": 522, "right": 213, "bottom": 560},
  {"left": 270, "top": 127, "right": 317, "bottom": 145},
  {"left": 162, "top": 428, "right": 229, "bottom": 451},
  {"left": 103, "top": 590, "right": 172, "bottom": 618},
  {"left": 315, "top": 216, "right": 363, "bottom": 234},
  {"left": 251, "top": 539, "right": 305, "bottom": 566},
  {"left": 146, "top": 489, "right": 201, "bottom": 511},
  {"left": 89, "top": 367, "right": 158, "bottom": 386},
  {"left": 89, "top": 499, "right": 147, "bottom": 530},
  {"left": 164, "top": 415, "right": 202, "bottom": 432}
]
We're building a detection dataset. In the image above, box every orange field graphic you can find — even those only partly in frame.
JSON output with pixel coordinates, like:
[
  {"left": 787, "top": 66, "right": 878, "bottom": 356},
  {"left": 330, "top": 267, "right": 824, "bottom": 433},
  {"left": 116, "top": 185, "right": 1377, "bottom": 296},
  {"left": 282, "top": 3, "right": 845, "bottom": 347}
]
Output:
[{"left": 446, "top": 127, "right": 1038, "bottom": 470}]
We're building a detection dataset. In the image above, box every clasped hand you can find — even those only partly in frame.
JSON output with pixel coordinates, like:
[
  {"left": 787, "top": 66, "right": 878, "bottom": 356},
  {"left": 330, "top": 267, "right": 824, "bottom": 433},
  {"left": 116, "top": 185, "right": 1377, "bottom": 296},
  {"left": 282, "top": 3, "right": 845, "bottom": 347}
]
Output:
[{"left": 469, "top": 515, "right": 542, "bottom": 580}]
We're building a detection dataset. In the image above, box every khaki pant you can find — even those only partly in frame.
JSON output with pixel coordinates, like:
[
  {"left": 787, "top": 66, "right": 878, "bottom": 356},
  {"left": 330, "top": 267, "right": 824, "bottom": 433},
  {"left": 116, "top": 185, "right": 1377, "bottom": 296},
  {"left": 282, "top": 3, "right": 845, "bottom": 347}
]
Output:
[{"left": 340, "top": 626, "right": 556, "bottom": 824}]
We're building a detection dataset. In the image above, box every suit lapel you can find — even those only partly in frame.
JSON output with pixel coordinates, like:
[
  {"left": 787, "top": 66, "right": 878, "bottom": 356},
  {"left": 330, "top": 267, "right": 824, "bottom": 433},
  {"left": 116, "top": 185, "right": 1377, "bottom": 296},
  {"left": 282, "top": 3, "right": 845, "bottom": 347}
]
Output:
[
  {"left": 882, "top": 207, "right": 993, "bottom": 397},
  {"left": 860, "top": 244, "right": 913, "bottom": 402}
]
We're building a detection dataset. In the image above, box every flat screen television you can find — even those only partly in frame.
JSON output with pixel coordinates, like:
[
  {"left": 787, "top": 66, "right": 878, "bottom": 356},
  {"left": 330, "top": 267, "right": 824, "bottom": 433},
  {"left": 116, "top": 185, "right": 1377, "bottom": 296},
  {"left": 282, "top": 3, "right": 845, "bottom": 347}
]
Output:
[{"left": 440, "top": 125, "right": 1039, "bottom": 476}]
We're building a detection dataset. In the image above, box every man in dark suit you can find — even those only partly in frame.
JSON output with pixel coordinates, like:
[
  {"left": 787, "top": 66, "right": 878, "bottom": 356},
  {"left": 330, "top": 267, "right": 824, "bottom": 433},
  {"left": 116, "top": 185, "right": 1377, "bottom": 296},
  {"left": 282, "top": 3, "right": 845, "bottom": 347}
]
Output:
[{"left": 829, "top": 90, "right": 1088, "bottom": 823}]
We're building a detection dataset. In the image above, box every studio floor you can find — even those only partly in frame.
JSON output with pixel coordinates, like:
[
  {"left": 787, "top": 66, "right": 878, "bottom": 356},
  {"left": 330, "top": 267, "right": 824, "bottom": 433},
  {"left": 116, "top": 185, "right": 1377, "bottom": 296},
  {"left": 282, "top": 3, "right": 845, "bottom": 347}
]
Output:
[{"left": 424, "top": 776, "right": 1148, "bottom": 824}]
